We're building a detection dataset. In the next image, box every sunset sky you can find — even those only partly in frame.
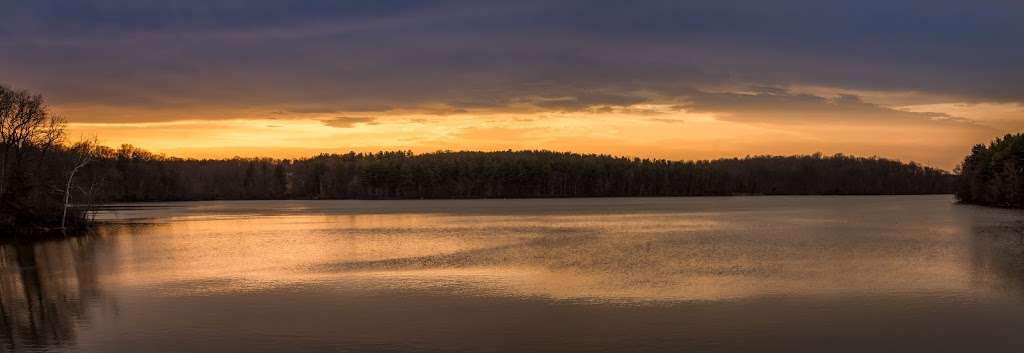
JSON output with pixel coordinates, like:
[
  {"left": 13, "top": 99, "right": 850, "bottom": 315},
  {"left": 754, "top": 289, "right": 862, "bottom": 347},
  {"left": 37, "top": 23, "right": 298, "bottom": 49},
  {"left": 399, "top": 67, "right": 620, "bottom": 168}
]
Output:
[{"left": 3, "top": 1, "right": 1022, "bottom": 170}]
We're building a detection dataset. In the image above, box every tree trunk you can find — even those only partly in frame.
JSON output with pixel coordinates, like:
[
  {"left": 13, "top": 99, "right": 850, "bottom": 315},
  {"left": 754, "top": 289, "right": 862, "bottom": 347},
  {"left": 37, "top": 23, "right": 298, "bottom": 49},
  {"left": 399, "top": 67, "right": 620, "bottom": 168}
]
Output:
[{"left": 61, "top": 160, "right": 88, "bottom": 230}]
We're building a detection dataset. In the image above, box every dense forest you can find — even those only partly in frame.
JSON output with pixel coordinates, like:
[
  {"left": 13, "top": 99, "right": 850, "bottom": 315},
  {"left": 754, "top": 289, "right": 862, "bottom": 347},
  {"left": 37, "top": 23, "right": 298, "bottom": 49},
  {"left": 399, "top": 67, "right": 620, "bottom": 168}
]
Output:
[
  {"left": 75, "top": 147, "right": 954, "bottom": 202},
  {"left": 2, "top": 84, "right": 958, "bottom": 234},
  {"left": 1, "top": 85, "right": 95, "bottom": 234},
  {"left": 955, "top": 133, "right": 1024, "bottom": 207}
]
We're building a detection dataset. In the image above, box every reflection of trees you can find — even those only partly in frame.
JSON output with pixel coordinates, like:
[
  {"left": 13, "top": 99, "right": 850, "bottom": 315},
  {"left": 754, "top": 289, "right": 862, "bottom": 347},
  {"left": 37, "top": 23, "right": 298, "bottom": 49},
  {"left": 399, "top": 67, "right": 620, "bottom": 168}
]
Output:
[
  {"left": 0, "top": 235, "right": 108, "bottom": 351},
  {"left": 969, "top": 217, "right": 1024, "bottom": 298}
]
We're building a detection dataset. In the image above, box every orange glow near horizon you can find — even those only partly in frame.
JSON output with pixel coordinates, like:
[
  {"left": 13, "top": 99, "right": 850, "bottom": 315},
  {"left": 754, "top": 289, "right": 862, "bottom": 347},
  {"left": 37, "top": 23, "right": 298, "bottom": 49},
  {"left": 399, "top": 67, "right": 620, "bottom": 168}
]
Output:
[{"left": 61, "top": 98, "right": 1017, "bottom": 171}]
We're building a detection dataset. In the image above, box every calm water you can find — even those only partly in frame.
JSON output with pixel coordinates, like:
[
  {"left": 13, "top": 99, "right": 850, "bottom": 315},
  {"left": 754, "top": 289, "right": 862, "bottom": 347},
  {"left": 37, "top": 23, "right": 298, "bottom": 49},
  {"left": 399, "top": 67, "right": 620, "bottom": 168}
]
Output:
[{"left": 3, "top": 196, "right": 1024, "bottom": 352}]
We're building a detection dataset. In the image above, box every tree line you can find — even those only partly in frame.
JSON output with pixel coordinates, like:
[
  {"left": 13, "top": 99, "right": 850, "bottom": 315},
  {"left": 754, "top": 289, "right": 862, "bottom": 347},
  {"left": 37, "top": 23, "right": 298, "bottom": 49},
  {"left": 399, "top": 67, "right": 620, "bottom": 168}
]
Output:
[
  {"left": 1, "top": 84, "right": 957, "bottom": 234},
  {"left": 77, "top": 148, "right": 953, "bottom": 202},
  {"left": 955, "top": 133, "right": 1024, "bottom": 207}
]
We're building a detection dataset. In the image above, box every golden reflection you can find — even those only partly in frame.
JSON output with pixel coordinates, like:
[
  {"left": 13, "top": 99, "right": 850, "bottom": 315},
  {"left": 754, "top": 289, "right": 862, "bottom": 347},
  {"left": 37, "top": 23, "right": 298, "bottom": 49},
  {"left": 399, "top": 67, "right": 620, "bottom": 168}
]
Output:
[
  {"left": 6, "top": 198, "right": 1024, "bottom": 352},
  {"left": 84, "top": 200, "right": 1005, "bottom": 302}
]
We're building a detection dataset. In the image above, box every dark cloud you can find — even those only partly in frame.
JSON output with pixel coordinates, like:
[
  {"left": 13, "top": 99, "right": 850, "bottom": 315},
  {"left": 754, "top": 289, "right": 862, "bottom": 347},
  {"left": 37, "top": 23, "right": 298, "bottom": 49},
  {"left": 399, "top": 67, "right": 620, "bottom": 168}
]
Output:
[
  {"left": 282, "top": 104, "right": 394, "bottom": 114},
  {"left": 1, "top": 0, "right": 1021, "bottom": 122},
  {"left": 322, "top": 116, "right": 378, "bottom": 128},
  {"left": 529, "top": 93, "right": 649, "bottom": 112}
]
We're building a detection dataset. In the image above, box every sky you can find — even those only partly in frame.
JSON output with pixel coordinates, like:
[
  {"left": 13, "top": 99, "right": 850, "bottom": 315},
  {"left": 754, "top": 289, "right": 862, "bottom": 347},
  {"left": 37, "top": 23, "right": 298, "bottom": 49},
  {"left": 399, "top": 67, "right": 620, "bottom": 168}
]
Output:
[{"left": 2, "top": 0, "right": 1022, "bottom": 170}]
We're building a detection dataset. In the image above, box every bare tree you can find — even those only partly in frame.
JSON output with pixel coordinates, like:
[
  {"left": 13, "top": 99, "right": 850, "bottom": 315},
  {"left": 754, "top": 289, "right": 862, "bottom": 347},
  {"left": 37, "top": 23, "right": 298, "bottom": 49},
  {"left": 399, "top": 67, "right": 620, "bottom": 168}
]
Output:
[{"left": 61, "top": 140, "right": 96, "bottom": 231}]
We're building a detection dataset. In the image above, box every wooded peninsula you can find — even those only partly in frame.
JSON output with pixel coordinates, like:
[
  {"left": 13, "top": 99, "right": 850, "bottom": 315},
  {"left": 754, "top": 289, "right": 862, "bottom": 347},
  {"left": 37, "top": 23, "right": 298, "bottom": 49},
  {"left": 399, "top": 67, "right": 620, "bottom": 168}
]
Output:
[{"left": 955, "top": 133, "right": 1024, "bottom": 207}]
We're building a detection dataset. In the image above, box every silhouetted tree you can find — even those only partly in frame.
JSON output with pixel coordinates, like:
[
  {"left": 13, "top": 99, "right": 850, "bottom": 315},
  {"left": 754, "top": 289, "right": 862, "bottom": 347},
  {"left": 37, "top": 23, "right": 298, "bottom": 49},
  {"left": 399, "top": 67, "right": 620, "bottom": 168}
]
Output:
[
  {"left": 956, "top": 133, "right": 1024, "bottom": 207},
  {"left": 0, "top": 85, "right": 94, "bottom": 233}
]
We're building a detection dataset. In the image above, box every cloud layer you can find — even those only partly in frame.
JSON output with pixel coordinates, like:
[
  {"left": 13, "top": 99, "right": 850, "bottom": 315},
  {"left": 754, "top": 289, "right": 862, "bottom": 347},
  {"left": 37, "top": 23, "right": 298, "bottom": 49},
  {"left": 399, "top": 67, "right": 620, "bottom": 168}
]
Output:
[{"left": 3, "top": 0, "right": 1022, "bottom": 119}]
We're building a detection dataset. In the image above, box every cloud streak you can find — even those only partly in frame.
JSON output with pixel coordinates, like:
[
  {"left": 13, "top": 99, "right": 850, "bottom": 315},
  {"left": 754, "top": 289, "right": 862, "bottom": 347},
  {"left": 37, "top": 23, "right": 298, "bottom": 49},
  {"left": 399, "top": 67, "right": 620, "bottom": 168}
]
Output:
[
  {"left": 680, "top": 88, "right": 986, "bottom": 128},
  {"left": 322, "top": 116, "right": 378, "bottom": 128}
]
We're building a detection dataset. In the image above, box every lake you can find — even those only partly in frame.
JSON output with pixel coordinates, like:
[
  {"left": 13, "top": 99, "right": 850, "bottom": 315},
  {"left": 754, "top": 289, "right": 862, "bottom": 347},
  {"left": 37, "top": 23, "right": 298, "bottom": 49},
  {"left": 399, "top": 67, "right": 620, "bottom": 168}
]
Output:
[{"left": 3, "top": 195, "right": 1024, "bottom": 352}]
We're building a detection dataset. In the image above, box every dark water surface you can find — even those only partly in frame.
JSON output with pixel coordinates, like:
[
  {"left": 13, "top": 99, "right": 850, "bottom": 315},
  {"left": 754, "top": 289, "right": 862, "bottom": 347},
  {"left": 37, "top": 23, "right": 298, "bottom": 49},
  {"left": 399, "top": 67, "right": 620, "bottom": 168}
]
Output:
[{"left": 3, "top": 196, "right": 1024, "bottom": 352}]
